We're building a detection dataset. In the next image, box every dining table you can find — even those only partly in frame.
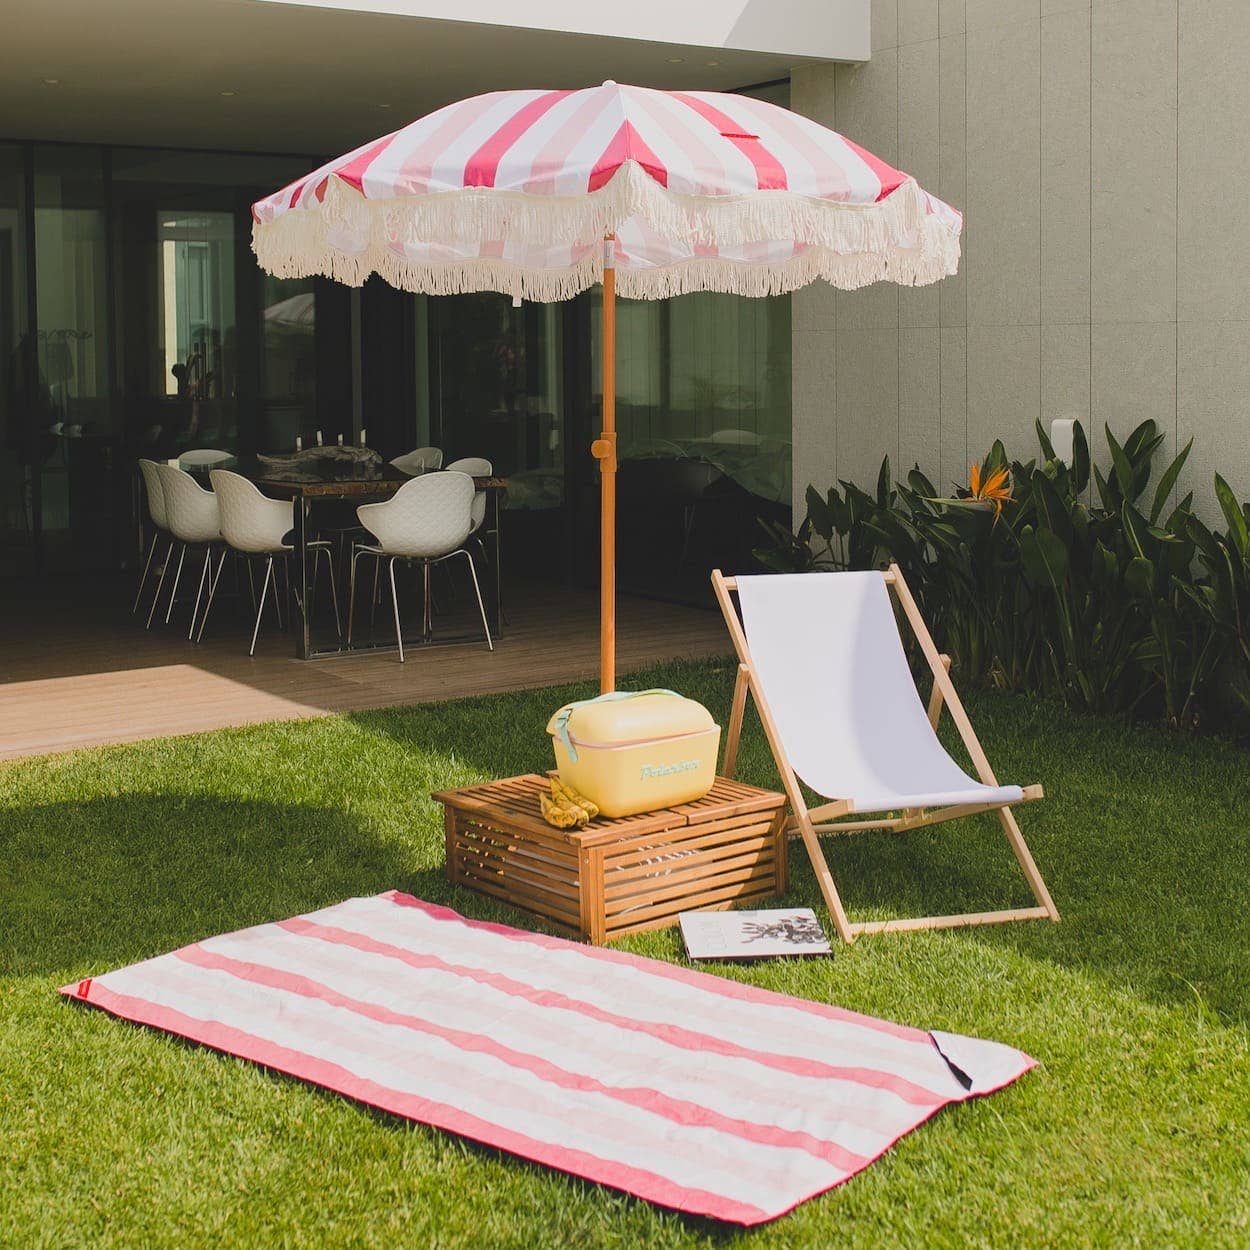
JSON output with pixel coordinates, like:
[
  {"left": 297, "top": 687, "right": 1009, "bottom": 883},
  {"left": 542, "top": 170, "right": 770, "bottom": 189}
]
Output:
[{"left": 179, "top": 455, "right": 506, "bottom": 660}]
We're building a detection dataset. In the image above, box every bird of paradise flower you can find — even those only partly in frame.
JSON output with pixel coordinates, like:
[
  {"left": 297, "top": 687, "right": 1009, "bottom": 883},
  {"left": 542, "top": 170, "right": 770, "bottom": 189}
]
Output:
[{"left": 966, "top": 461, "right": 1013, "bottom": 520}]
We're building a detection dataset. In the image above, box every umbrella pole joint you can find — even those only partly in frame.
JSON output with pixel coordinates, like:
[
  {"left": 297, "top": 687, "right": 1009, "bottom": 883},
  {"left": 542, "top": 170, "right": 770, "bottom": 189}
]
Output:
[{"left": 590, "top": 432, "right": 617, "bottom": 472}]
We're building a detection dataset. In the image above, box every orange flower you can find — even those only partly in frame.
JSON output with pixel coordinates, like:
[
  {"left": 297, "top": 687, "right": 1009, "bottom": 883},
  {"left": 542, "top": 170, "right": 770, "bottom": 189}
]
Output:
[{"left": 969, "top": 462, "right": 1013, "bottom": 518}]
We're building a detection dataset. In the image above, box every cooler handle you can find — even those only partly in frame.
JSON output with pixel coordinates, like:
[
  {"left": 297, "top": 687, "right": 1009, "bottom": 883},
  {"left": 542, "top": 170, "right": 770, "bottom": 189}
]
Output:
[{"left": 551, "top": 689, "right": 683, "bottom": 763}]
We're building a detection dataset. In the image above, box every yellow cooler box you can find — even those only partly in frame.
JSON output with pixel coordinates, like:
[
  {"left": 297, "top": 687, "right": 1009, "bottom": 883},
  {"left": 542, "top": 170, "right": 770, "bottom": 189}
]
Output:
[{"left": 547, "top": 690, "right": 721, "bottom": 818}]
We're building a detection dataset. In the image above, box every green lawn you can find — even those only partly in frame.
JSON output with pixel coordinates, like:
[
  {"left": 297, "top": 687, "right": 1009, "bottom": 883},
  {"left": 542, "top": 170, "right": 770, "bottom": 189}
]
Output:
[{"left": 2, "top": 658, "right": 1248, "bottom": 1248}]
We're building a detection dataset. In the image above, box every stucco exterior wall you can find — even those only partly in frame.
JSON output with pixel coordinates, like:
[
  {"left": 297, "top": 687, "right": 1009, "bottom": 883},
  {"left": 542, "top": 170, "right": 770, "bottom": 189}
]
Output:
[
  {"left": 260, "top": 0, "right": 871, "bottom": 61},
  {"left": 791, "top": 0, "right": 1250, "bottom": 520}
]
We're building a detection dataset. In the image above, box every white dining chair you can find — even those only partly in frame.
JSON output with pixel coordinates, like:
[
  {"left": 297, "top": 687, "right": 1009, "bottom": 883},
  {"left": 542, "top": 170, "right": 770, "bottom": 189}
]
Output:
[
  {"left": 444, "top": 456, "right": 492, "bottom": 535},
  {"left": 201, "top": 470, "right": 340, "bottom": 655},
  {"left": 178, "top": 448, "right": 235, "bottom": 469},
  {"left": 152, "top": 464, "right": 222, "bottom": 637},
  {"left": 390, "top": 446, "right": 444, "bottom": 476},
  {"left": 134, "top": 459, "right": 170, "bottom": 616},
  {"left": 349, "top": 471, "right": 492, "bottom": 663}
]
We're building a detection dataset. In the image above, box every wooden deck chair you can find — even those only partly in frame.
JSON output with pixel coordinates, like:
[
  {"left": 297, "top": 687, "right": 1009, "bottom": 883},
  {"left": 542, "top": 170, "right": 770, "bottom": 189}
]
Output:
[{"left": 711, "top": 566, "right": 1059, "bottom": 943}]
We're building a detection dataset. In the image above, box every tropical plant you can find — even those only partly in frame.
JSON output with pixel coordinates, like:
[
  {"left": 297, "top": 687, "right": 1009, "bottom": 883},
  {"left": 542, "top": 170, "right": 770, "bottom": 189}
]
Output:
[
  {"left": 1185, "top": 474, "right": 1250, "bottom": 716},
  {"left": 759, "top": 418, "right": 1247, "bottom": 731}
]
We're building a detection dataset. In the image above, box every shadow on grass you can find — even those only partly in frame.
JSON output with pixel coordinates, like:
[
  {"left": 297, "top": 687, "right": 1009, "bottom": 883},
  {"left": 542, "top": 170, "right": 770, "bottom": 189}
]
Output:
[
  {"left": 349, "top": 659, "right": 1250, "bottom": 1027},
  {"left": 0, "top": 793, "right": 446, "bottom": 978}
]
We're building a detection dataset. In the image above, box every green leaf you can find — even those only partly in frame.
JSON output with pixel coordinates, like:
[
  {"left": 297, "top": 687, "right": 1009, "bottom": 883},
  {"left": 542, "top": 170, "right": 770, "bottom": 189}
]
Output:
[
  {"left": 1121, "top": 504, "right": 1155, "bottom": 560},
  {"left": 827, "top": 489, "right": 851, "bottom": 535},
  {"left": 1164, "top": 492, "right": 1194, "bottom": 534},
  {"left": 876, "top": 456, "right": 893, "bottom": 508},
  {"left": 1020, "top": 525, "right": 1070, "bottom": 590},
  {"left": 1071, "top": 421, "right": 1091, "bottom": 494},
  {"left": 1032, "top": 470, "right": 1075, "bottom": 543},
  {"left": 1124, "top": 555, "right": 1155, "bottom": 599},
  {"left": 1214, "top": 473, "right": 1249, "bottom": 558},
  {"left": 1092, "top": 462, "right": 1114, "bottom": 511},
  {"left": 1106, "top": 426, "right": 1135, "bottom": 502},
  {"left": 1149, "top": 439, "right": 1192, "bottom": 524},
  {"left": 908, "top": 467, "right": 937, "bottom": 498},
  {"left": 1091, "top": 540, "right": 1119, "bottom": 588},
  {"left": 1035, "top": 419, "right": 1057, "bottom": 461},
  {"left": 805, "top": 484, "right": 834, "bottom": 540},
  {"left": 1123, "top": 418, "right": 1161, "bottom": 463}
]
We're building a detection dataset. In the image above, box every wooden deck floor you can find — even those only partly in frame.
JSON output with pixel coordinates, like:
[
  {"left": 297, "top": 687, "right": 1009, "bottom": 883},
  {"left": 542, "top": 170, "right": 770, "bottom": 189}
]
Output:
[{"left": 0, "top": 575, "right": 731, "bottom": 761}]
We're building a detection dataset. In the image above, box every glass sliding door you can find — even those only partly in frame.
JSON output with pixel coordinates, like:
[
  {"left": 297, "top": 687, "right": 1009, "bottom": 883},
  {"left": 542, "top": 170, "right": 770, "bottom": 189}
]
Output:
[
  {"left": 260, "top": 273, "right": 317, "bottom": 452},
  {"left": 426, "top": 293, "right": 564, "bottom": 577},
  {"left": 156, "top": 209, "right": 238, "bottom": 451},
  {"left": 0, "top": 145, "right": 31, "bottom": 576},
  {"left": 33, "top": 144, "right": 116, "bottom": 570},
  {"left": 590, "top": 290, "right": 792, "bottom": 604},
  {"left": 112, "top": 148, "right": 319, "bottom": 470}
]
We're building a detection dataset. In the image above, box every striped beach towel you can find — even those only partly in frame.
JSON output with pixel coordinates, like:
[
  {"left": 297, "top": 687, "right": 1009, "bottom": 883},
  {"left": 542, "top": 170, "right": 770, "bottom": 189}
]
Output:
[{"left": 62, "top": 892, "right": 1034, "bottom": 1224}]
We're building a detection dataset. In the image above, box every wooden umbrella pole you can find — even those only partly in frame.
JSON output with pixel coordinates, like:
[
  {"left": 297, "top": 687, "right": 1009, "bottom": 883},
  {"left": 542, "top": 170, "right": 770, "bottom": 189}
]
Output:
[{"left": 592, "top": 236, "right": 618, "bottom": 693}]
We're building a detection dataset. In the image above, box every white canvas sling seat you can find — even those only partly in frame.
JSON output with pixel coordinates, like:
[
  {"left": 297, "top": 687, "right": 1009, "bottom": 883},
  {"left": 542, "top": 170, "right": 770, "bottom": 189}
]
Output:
[
  {"left": 736, "top": 571, "right": 1023, "bottom": 813},
  {"left": 711, "top": 565, "right": 1060, "bottom": 944}
]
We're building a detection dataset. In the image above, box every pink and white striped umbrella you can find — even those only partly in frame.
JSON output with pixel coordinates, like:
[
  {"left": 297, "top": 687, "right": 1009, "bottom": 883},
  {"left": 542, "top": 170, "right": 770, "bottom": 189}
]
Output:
[
  {"left": 252, "top": 81, "right": 961, "bottom": 688},
  {"left": 252, "top": 81, "right": 960, "bottom": 301}
]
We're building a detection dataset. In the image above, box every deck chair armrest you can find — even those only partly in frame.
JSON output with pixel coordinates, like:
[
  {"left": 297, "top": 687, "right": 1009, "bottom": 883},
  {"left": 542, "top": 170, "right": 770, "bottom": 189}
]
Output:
[
  {"left": 721, "top": 663, "right": 750, "bottom": 777},
  {"left": 927, "top": 654, "right": 952, "bottom": 728}
]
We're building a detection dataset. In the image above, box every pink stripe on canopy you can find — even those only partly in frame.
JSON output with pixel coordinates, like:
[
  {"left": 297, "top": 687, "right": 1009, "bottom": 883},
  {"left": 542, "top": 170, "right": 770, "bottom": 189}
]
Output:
[
  {"left": 667, "top": 90, "right": 789, "bottom": 191},
  {"left": 463, "top": 89, "right": 575, "bottom": 188}
]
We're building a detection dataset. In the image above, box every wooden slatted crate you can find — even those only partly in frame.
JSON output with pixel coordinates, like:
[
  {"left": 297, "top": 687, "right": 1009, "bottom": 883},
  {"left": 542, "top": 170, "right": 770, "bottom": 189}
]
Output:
[{"left": 433, "top": 774, "right": 789, "bottom": 944}]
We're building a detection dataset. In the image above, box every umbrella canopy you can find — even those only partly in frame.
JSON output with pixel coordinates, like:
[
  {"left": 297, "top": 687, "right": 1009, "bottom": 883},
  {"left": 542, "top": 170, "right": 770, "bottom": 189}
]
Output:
[
  {"left": 252, "top": 81, "right": 961, "bottom": 686},
  {"left": 254, "top": 81, "right": 959, "bottom": 301}
]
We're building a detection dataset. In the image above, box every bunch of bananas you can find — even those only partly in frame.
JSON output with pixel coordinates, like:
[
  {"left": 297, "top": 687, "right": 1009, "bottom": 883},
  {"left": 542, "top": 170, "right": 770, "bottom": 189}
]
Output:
[{"left": 539, "top": 775, "right": 600, "bottom": 829}]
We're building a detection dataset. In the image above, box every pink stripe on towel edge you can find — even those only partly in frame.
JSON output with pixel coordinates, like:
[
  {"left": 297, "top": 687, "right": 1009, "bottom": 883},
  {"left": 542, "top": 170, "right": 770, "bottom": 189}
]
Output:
[{"left": 60, "top": 978, "right": 776, "bottom": 1225}]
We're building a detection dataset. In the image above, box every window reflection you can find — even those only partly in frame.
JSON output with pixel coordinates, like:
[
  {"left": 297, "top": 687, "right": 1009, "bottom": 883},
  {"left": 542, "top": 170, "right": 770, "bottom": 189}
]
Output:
[
  {"left": 260, "top": 274, "right": 317, "bottom": 452},
  {"left": 0, "top": 145, "right": 29, "bottom": 575},
  {"left": 429, "top": 293, "right": 563, "bottom": 488},
  {"left": 593, "top": 290, "right": 792, "bottom": 602},
  {"left": 157, "top": 211, "right": 237, "bottom": 452},
  {"left": 33, "top": 145, "right": 113, "bottom": 568}
]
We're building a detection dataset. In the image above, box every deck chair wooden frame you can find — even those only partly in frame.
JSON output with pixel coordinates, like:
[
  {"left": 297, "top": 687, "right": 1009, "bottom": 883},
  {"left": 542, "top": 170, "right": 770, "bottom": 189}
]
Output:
[{"left": 711, "top": 564, "right": 1060, "bottom": 944}]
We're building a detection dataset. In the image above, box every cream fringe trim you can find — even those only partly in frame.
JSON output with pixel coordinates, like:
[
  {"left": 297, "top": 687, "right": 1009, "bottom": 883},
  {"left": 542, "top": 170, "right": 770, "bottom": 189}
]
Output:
[{"left": 252, "top": 165, "right": 961, "bottom": 301}]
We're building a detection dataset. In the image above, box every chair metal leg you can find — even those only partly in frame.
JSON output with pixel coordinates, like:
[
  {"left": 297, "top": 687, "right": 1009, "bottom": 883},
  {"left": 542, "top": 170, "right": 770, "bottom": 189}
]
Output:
[
  {"left": 461, "top": 549, "right": 494, "bottom": 652},
  {"left": 370, "top": 555, "right": 381, "bottom": 628},
  {"left": 422, "top": 560, "right": 432, "bottom": 641},
  {"left": 133, "top": 529, "right": 158, "bottom": 614},
  {"left": 189, "top": 546, "right": 213, "bottom": 640},
  {"left": 308, "top": 546, "right": 342, "bottom": 638},
  {"left": 164, "top": 542, "right": 187, "bottom": 624},
  {"left": 323, "top": 547, "right": 342, "bottom": 636},
  {"left": 146, "top": 538, "right": 174, "bottom": 629},
  {"left": 272, "top": 556, "right": 285, "bottom": 630},
  {"left": 250, "top": 557, "right": 274, "bottom": 656},
  {"left": 196, "top": 547, "right": 229, "bottom": 643},
  {"left": 389, "top": 556, "right": 404, "bottom": 663},
  {"left": 347, "top": 547, "right": 361, "bottom": 645}
]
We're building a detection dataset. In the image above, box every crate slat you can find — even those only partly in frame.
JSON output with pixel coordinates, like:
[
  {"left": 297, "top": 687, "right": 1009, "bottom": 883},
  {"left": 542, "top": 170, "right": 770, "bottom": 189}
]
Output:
[
  {"left": 602, "top": 840, "right": 775, "bottom": 900},
  {"left": 605, "top": 869, "right": 779, "bottom": 931},
  {"left": 605, "top": 853, "right": 777, "bottom": 908}
]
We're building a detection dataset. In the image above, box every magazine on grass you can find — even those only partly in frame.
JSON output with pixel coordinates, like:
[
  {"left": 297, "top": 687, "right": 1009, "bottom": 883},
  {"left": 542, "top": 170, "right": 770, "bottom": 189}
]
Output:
[{"left": 679, "top": 908, "right": 832, "bottom": 961}]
